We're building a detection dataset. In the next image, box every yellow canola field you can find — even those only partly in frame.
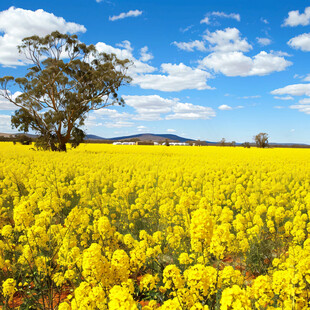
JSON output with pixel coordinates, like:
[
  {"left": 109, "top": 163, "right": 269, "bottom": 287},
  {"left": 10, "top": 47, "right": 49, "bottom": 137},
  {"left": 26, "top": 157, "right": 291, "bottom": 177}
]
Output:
[{"left": 1, "top": 142, "right": 310, "bottom": 309}]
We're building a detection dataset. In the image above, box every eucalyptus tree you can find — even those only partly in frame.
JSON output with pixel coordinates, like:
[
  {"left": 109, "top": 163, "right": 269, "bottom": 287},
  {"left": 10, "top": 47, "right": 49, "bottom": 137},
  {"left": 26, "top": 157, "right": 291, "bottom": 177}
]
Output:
[
  {"left": 254, "top": 133, "right": 269, "bottom": 148},
  {"left": 0, "top": 31, "right": 131, "bottom": 151}
]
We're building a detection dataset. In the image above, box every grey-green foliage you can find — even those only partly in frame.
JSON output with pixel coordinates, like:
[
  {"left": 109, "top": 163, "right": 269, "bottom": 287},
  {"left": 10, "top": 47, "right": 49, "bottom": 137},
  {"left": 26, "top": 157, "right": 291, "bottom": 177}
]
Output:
[{"left": 0, "top": 31, "right": 132, "bottom": 151}]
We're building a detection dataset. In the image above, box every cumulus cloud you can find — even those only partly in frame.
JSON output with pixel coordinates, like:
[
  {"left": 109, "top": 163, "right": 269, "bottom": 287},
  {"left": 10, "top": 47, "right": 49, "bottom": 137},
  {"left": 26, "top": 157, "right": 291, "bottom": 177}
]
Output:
[
  {"left": 174, "top": 27, "right": 291, "bottom": 77},
  {"left": 203, "top": 28, "right": 252, "bottom": 53},
  {"left": 122, "top": 95, "right": 176, "bottom": 121},
  {"left": 85, "top": 109, "right": 134, "bottom": 129},
  {"left": 283, "top": 7, "right": 310, "bottom": 27},
  {"left": 288, "top": 33, "right": 310, "bottom": 51},
  {"left": 166, "top": 102, "right": 215, "bottom": 120},
  {"left": 211, "top": 12, "right": 240, "bottom": 21},
  {"left": 139, "top": 46, "right": 153, "bottom": 62},
  {"left": 122, "top": 95, "right": 216, "bottom": 121},
  {"left": 133, "top": 63, "right": 213, "bottom": 91},
  {"left": 93, "top": 108, "right": 132, "bottom": 120},
  {"left": 109, "top": 10, "right": 142, "bottom": 21},
  {"left": 0, "top": 91, "right": 22, "bottom": 110},
  {"left": 199, "top": 51, "right": 292, "bottom": 77},
  {"left": 299, "top": 98, "right": 310, "bottom": 104},
  {"left": 289, "top": 104, "right": 310, "bottom": 114},
  {"left": 95, "top": 41, "right": 156, "bottom": 77},
  {"left": 0, "top": 114, "right": 13, "bottom": 132},
  {"left": 173, "top": 28, "right": 251, "bottom": 54},
  {"left": 257, "top": 37, "right": 272, "bottom": 46},
  {"left": 96, "top": 41, "right": 212, "bottom": 91},
  {"left": 0, "top": 7, "right": 86, "bottom": 66},
  {"left": 218, "top": 104, "right": 233, "bottom": 110},
  {"left": 172, "top": 40, "right": 207, "bottom": 52},
  {"left": 271, "top": 83, "right": 310, "bottom": 96},
  {"left": 271, "top": 83, "right": 310, "bottom": 114}
]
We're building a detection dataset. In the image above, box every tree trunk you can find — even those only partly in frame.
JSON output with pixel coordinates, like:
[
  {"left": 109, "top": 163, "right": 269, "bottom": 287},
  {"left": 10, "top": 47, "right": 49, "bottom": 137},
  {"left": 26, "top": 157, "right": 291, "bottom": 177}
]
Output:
[{"left": 59, "top": 142, "right": 67, "bottom": 152}]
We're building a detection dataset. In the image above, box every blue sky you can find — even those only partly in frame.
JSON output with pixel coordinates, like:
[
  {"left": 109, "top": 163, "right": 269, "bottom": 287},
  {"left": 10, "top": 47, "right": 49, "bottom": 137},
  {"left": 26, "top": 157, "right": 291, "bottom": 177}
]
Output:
[{"left": 0, "top": 0, "right": 310, "bottom": 143}]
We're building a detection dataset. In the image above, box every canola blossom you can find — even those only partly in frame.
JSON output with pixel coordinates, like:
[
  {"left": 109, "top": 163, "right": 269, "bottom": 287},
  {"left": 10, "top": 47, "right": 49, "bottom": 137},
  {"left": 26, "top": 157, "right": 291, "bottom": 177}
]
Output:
[{"left": 0, "top": 142, "right": 310, "bottom": 309}]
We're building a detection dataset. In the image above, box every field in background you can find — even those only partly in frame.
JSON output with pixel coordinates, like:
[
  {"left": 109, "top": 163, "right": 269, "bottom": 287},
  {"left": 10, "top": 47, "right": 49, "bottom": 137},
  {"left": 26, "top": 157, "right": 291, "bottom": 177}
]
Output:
[{"left": 0, "top": 142, "right": 310, "bottom": 309}]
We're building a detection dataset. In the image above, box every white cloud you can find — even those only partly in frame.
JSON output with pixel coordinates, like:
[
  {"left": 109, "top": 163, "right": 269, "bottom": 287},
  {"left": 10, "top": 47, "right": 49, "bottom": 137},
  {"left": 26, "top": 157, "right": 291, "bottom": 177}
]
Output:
[
  {"left": 95, "top": 41, "right": 156, "bottom": 77},
  {"left": 200, "top": 51, "right": 292, "bottom": 77},
  {"left": 133, "top": 63, "right": 213, "bottom": 91},
  {"left": 93, "top": 108, "right": 131, "bottom": 119},
  {"left": 166, "top": 102, "right": 216, "bottom": 120},
  {"left": 270, "top": 50, "right": 292, "bottom": 57},
  {"left": 257, "top": 37, "right": 272, "bottom": 46},
  {"left": 85, "top": 110, "right": 134, "bottom": 129},
  {"left": 104, "top": 121, "right": 134, "bottom": 128},
  {"left": 299, "top": 98, "right": 310, "bottom": 104},
  {"left": 139, "top": 46, "right": 153, "bottom": 62},
  {"left": 109, "top": 10, "right": 142, "bottom": 21},
  {"left": 289, "top": 104, "right": 310, "bottom": 114},
  {"left": 200, "top": 11, "right": 240, "bottom": 24},
  {"left": 137, "top": 126, "right": 146, "bottom": 132},
  {"left": 211, "top": 11, "right": 240, "bottom": 21},
  {"left": 218, "top": 104, "right": 233, "bottom": 110},
  {"left": 172, "top": 40, "right": 207, "bottom": 52},
  {"left": 180, "top": 28, "right": 291, "bottom": 77},
  {"left": 274, "top": 105, "right": 285, "bottom": 109},
  {"left": 261, "top": 18, "right": 269, "bottom": 24},
  {"left": 200, "top": 17, "right": 210, "bottom": 24},
  {"left": 167, "top": 129, "right": 176, "bottom": 132},
  {"left": 271, "top": 85, "right": 310, "bottom": 114},
  {"left": 0, "top": 114, "right": 12, "bottom": 132},
  {"left": 0, "top": 7, "right": 86, "bottom": 66},
  {"left": 288, "top": 33, "right": 310, "bottom": 51},
  {"left": 283, "top": 7, "right": 310, "bottom": 27},
  {"left": 122, "top": 95, "right": 215, "bottom": 121},
  {"left": 96, "top": 41, "right": 212, "bottom": 91},
  {"left": 274, "top": 96, "right": 294, "bottom": 100},
  {"left": 303, "top": 74, "right": 310, "bottom": 82},
  {"left": 123, "top": 95, "right": 176, "bottom": 121},
  {"left": 0, "top": 91, "right": 22, "bottom": 110},
  {"left": 249, "top": 52, "right": 291, "bottom": 76},
  {"left": 271, "top": 83, "right": 310, "bottom": 96},
  {"left": 203, "top": 28, "right": 252, "bottom": 52},
  {"left": 218, "top": 104, "right": 243, "bottom": 110}
]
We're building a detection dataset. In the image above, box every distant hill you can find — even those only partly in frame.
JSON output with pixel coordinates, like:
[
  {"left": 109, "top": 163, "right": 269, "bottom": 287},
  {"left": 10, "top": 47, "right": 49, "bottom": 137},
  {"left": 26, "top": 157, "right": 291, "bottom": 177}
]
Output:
[
  {"left": 85, "top": 134, "right": 106, "bottom": 140},
  {"left": 1, "top": 132, "right": 309, "bottom": 147},
  {"left": 86, "top": 133, "right": 195, "bottom": 142},
  {"left": 0, "top": 132, "right": 15, "bottom": 138}
]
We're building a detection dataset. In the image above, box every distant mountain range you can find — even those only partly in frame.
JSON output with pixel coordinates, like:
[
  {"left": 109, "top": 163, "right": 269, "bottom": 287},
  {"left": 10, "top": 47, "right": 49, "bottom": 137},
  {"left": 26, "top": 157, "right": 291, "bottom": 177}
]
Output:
[
  {"left": 1, "top": 132, "right": 309, "bottom": 146},
  {"left": 87, "top": 133, "right": 196, "bottom": 143},
  {"left": 0, "top": 132, "right": 196, "bottom": 143}
]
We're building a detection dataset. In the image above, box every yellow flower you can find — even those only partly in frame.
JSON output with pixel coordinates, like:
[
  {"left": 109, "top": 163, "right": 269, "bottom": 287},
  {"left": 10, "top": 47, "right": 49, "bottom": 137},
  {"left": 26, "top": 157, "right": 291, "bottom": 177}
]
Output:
[{"left": 2, "top": 278, "right": 16, "bottom": 301}]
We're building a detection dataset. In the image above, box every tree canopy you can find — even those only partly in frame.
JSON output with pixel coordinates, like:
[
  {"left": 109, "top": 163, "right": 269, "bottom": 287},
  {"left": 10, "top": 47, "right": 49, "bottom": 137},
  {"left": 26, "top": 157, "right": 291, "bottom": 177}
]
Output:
[
  {"left": 254, "top": 132, "right": 269, "bottom": 148},
  {"left": 0, "top": 31, "right": 131, "bottom": 151}
]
